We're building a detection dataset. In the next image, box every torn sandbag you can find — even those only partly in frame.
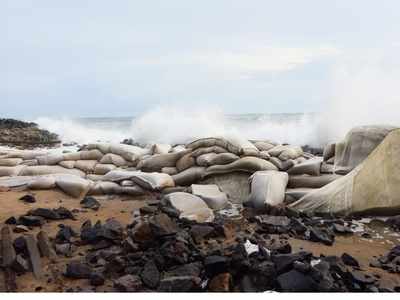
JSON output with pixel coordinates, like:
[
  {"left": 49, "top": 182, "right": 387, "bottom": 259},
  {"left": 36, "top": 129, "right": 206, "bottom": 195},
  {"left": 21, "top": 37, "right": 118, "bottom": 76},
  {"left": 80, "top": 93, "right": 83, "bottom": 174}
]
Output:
[{"left": 247, "top": 170, "right": 288, "bottom": 208}]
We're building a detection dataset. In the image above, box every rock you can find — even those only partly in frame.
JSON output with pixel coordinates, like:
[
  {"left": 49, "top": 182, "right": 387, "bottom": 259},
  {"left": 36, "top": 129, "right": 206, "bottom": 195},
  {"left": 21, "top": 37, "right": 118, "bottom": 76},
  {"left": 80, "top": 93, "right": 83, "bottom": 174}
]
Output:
[
  {"left": 277, "top": 269, "right": 317, "bottom": 292},
  {"left": 90, "top": 272, "right": 105, "bottom": 286},
  {"left": 80, "top": 196, "right": 101, "bottom": 210},
  {"left": 1, "top": 226, "right": 16, "bottom": 267},
  {"left": 13, "top": 236, "right": 27, "bottom": 254},
  {"left": 139, "top": 206, "right": 158, "bottom": 215},
  {"left": 190, "top": 184, "right": 229, "bottom": 210},
  {"left": 140, "top": 260, "right": 160, "bottom": 289},
  {"left": 158, "top": 276, "right": 201, "bottom": 292},
  {"left": 163, "top": 192, "right": 214, "bottom": 223},
  {"left": 55, "top": 225, "right": 76, "bottom": 243},
  {"left": 114, "top": 274, "right": 143, "bottom": 292},
  {"left": 11, "top": 255, "right": 29, "bottom": 274},
  {"left": 53, "top": 207, "right": 75, "bottom": 220},
  {"left": 248, "top": 170, "right": 288, "bottom": 208},
  {"left": 332, "top": 223, "right": 353, "bottom": 234},
  {"left": 19, "top": 194, "right": 36, "bottom": 203},
  {"left": 55, "top": 243, "right": 75, "bottom": 257},
  {"left": 208, "top": 273, "right": 231, "bottom": 292},
  {"left": 386, "top": 215, "right": 400, "bottom": 230},
  {"left": 24, "top": 234, "right": 43, "bottom": 279},
  {"left": 349, "top": 270, "right": 376, "bottom": 285},
  {"left": 132, "top": 221, "right": 154, "bottom": 244},
  {"left": 166, "top": 262, "right": 203, "bottom": 277},
  {"left": 13, "top": 225, "right": 29, "bottom": 233},
  {"left": 341, "top": 253, "right": 360, "bottom": 267},
  {"left": 65, "top": 261, "right": 92, "bottom": 279},
  {"left": 28, "top": 208, "right": 60, "bottom": 220},
  {"left": 18, "top": 215, "right": 45, "bottom": 227},
  {"left": 309, "top": 227, "right": 334, "bottom": 246},
  {"left": 100, "top": 218, "right": 123, "bottom": 240},
  {"left": 255, "top": 215, "right": 290, "bottom": 229},
  {"left": 272, "top": 252, "right": 312, "bottom": 274},
  {"left": 37, "top": 231, "right": 57, "bottom": 261},
  {"left": 190, "top": 225, "right": 214, "bottom": 243},
  {"left": 5, "top": 216, "right": 17, "bottom": 225},
  {"left": 204, "top": 255, "right": 229, "bottom": 277},
  {"left": 149, "top": 213, "right": 178, "bottom": 237}
]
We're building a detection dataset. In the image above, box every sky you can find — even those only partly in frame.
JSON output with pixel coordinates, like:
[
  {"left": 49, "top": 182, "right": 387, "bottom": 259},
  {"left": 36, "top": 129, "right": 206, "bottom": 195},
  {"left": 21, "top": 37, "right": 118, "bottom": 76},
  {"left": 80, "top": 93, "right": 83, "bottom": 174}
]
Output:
[{"left": 2, "top": 0, "right": 400, "bottom": 118}]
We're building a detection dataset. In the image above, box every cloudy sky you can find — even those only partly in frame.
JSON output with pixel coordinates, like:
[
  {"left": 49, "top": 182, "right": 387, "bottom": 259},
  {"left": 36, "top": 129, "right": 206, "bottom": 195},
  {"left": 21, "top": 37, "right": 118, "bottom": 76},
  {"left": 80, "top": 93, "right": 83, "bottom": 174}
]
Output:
[{"left": 2, "top": 0, "right": 400, "bottom": 118}]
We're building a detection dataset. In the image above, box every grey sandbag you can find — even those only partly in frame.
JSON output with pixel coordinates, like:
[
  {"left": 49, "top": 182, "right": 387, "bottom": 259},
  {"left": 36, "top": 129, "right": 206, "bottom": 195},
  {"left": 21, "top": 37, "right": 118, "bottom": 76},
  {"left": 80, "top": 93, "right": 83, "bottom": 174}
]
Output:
[
  {"left": 0, "top": 158, "right": 23, "bottom": 167},
  {"left": 137, "top": 150, "right": 190, "bottom": 172},
  {"left": 205, "top": 157, "right": 277, "bottom": 176},
  {"left": 37, "top": 154, "right": 64, "bottom": 165},
  {"left": 163, "top": 192, "right": 214, "bottom": 223},
  {"left": 191, "top": 146, "right": 228, "bottom": 157},
  {"left": 196, "top": 153, "right": 218, "bottom": 167},
  {"left": 176, "top": 152, "right": 196, "bottom": 172},
  {"left": 99, "top": 153, "right": 127, "bottom": 167},
  {"left": 171, "top": 145, "right": 187, "bottom": 153},
  {"left": 320, "top": 162, "right": 335, "bottom": 174},
  {"left": 27, "top": 177, "right": 56, "bottom": 190},
  {"left": 94, "top": 163, "right": 117, "bottom": 175},
  {"left": 187, "top": 136, "right": 258, "bottom": 156},
  {"left": 0, "top": 165, "right": 26, "bottom": 177},
  {"left": 334, "top": 125, "right": 397, "bottom": 170},
  {"left": 268, "top": 157, "right": 294, "bottom": 171},
  {"left": 58, "top": 160, "right": 76, "bottom": 169},
  {"left": 20, "top": 166, "right": 86, "bottom": 177},
  {"left": 151, "top": 143, "right": 172, "bottom": 155},
  {"left": 288, "top": 174, "right": 342, "bottom": 189},
  {"left": 253, "top": 141, "right": 275, "bottom": 151},
  {"left": 190, "top": 184, "right": 228, "bottom": 210},
  {"left": 102, "top": 170, "right": 174, "bottom": 191},
  {"left": 323, "top": 143, "right": 336, "bottom": 162},
  {"left": 161, "top": 167, "right": 178, "bottom": 175},
  {"left": 87, "top": 143, "right": 150, "bottom": 162},
  {"left": 74, "top": 160, "right": 98, "bottom": 173},
  {"left": 196, "top": 152, "right": 239, "bottom": 167},
  {"left": 172, "top": 166, "right": 206, "bottom": 186},
  {"left": 89, "top": 181, "right": 123, "bottom": 195},
  {"left": 288, "top": 157, "right": 322, "bottom": 176},
  {"left": 86, "top": 174, "right": 105, "bottom": 181},
  {"left": 278, "top": 146, "right": 303, "bottom": 161},
  {"left": 247, "top": 170, "right": 288, "bottom": 208}
]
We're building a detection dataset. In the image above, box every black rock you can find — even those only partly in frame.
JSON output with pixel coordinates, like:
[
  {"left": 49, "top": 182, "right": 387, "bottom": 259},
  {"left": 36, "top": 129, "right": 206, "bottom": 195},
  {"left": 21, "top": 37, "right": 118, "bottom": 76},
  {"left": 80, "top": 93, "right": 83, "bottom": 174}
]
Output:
[
  {"left": 18, "top": 215, "right": 45, "bottom": 226},
  {"left": 140, "top": 206, "right": 157, "bottom": 215},
  {"left": 190, "top": 225, "right": 214, "bottom": 244},
  {"left": 159, "top": 240, "right": 190, "bottom": 267},
  {"left": 19, "top": 194, "right": 36, "bottom": 203},
  {"left": 64, "top": 261, "right": 92, "bottom": 279},
  {"left": 309, "top": 227, "right": 334, "bottom": 246},
  {"left": 13, "top": 236, "right": 27, "bottom": 254},
  {"left": 114, "top": 274, "right": 143, "bottom": 292},
  {"left": 386, "top": 215, "right": 400, "bottom": 230},
  {"left": 5, "top": 216, "right": 17, "bottom": 224},
  {"left": 29, "top": 208, "right": 60, "bottom": 220},
  {"left": 11, "top": 255, "right": 30, "bottom": 274},
  {"left": 166, "top": 262, "right": 203, "bottom": 277},
  {"left": 204, "top": 255, "right": 229, "bottom": 277},
  {"left": 293, "top": 261, "right": 311, "bottom": 273},
  {"left": 341, "top": 253, "right": 360, "bottom": 267},
  {"left": 80, "top": 196, "right": 101, "bottom": 210},
  {"left": 53, "top": 207, "right": 75, "bottom": 220},
  {"left": 56, "top": 225, "right": 76, "bottom": 243},
  {"left": 149, "top": 213, "right": 178, "bottom": 237},
  {"left": 90, "top": 272, "right": 105, "bottom": 286},
  {"left": 80, "top": 220, "right": 98, "bottom": 243},
  {"left": 255, "top": 215, "right": 291, "bottom": 227},
  {"left": 272, "top": 251, "right": 312, "bottom": 274},
  {"left": 158, "top": 276, "right": 201, "bottom": 292},
  {"left": 140, "top": 260, "right": 160, "bottom": 289},
  {"left": 332, "top": 223, "right": 353, "bottom": 234},
  {"left": 349, "top": 270, "right": 376, "bottom": 285},
  {"left": 277, "top": 269, "right": 317, "bottom": 292},
  {"left": 99, "top": 218, "right": 123, "bottom": 240}
]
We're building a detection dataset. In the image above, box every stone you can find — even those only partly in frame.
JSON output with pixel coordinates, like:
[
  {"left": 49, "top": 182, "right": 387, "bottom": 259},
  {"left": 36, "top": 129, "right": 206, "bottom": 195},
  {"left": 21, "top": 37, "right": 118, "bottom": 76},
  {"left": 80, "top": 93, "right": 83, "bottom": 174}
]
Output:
[
  {"left": 190, "top": 184, "right": 229, "bottom": 210},
  {"left": 18, "top": 215, "right": 45, "bottom": 227},
  {"left": 114, "top": 274, "right": 143, "bottom": 292},
  {"left": 132, "top": 221, "right": 154, "bottom": 243},
  {"left": 158, "top": 276, "right": 201, "bottom": 292},
  {"left": 386, "top": 215, "right": 400, "bottom": 230},
  {"left": 349, "top": 270, "right": 376, "bottom": 285},
  {"left": 139, "top": 206, "right": 158, "bottom": 215},
  {"left": 29, "top": 208, "right": 60, "bottom": 220},
  {"left": 332, "top": 223, "right": 353, "bottom": 234},
  {"left": 80, "top": 196, "right": 101, "bottom": 210},
  {"left": 255, "top": 215, "right": 290, "bottom": 227},
  {"left": 190, "top": 225, "right": 214, "bottom": 243},
  {"left": 37, "top": 231, "right": 57, "bottom": 261},
  {"left": 309, "top": 227, "right": 334, "bottom": 246},
  {"left": 99, "top": 218, "right": 124, "bottom": 240},
  {"left": 11, "top": 255, "right": 29, "bottom": 274},
  {"left": 13, "top": 236, "right": 27, "bottom": 254},
  {"left": 149, "top": 213, "right": 178, "bottom": 237},
  {"left": 53, "top": 207, "right": 75, "bottom": 220},
  {"left": 55, "top": 225, "right": 76, "bottom": 243},
  {"left": 19, "top": 194, "right": 36, "bottom": 203},
  {"left": 208, "top": 273, "right": 231, "bottom": 292},
  {"left": 140, "top": 260, "right": 160, "bottom": 289},
  {"left": 24, "top": 234, "right": 43, "bottom": 279},
  {"left": 341, "top": 253, "right": 360, "bottom": 267},
  {"left": 5, "top": 216, "right": 17, "bottom": 225},
  {"left": 272, "top": 252, "right": 312, "bottom": 274},
  {"left": 1, "top": 226, "right": 16, "bottom": 267},
  {"left": 13, "top": 225, "right": 29, "bottom": 233},
  {"left": 166, "top": 262, "right": 203, "bottom": 277},
  {"left": 277, "top": 269, "right": 317, "bottom": 292},
  {"left": 204, "top": 255, "right": 229, "bottom": 277},
  {"left": 65, "top": 261, "right": 92, "bottom": 279},
  {"left": 90, "top": 272, "right": 105, "bottom": 286}
]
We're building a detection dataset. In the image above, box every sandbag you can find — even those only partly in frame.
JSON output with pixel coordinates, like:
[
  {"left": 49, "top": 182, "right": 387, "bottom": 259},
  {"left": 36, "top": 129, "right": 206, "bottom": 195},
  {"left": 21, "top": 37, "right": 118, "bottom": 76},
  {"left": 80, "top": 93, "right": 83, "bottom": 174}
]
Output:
[
  {"left": 161, "top": 167, "right": 178, "bottom": 175},
  {"left": 86, "top": 174, "right": 104, "bottom": 181},
  {"left": 74, "top": 160, "right": 98, "bottom": 173},
  {"left": 268, "top": 157, "right": 294, "bottom": 171},
  {"left": 267, "top": 145, "right": 286, "bottom": 157},
  {"left": 278, "top": 146, "right": 303, "bottom": 161},
  {"left": 86, "top": 143, "right": 150, "bottom": 162},
  {"left": 197, "top": 152, "right": 238, "bottom": 167},
  {"left": 289, "top": 128, "right": 400, "bottom": 215},
  {"left": 196, "top": 153, "right": 218, "bottom": 167},
  {"left": 288, "top": 157, "right": 322, "bottom": 176},
  {"left": 89, "top": 181, "right": 123, "bottom": 195},
  {"left": 20, "top": 166, "right": 85, "bottom": 177},
  {"left": 176, "top": 152, "right": 196, "bottom": 172},
  {"left": 172, "top": 167, "right": 206, "bottom": 186},
  {"left": 4, "top": 150, "right": 48, "bottom": 160},
  {"left": 285, "top": 188, "right": 315, "bottom": 201},
  {"left": 288, "top": 174, "right": 342, "bottom": 189},
  {"left": 37, "top": 154, "right": 64, "bottom": 165},
  {"left": 27, "top": 177, "right": 56, "bottom": 190},
  {"left": 63, "top": 149, "right": 103, "bottom": 161},
  {"left": 0, "top": 165, "right": 26, "bottom": 177},
  {"left": 163, "top": 192, "right": 214, "bottom": 223},
  {"left": 187, "top": 136, "right": 258, "bottom": 156},
  {"left": 191, "top": 146, "right": 228, "bottom": 158},
  {"left": 0, "top": 158, "right": 23, "bottom": 167},
  {"left": 323, "top": 143, "right": 336, "bottom": 162},
  {"left": 137, "top": 150, "right": 190, "bottom": 172},
  {"left": 205, "top": 157, "right": 277, "bottom": 176},
  {"left": 253, "top": 141, "right": 275, "bottom": 151},
  {"left": 247, "top": 170, "right": 288, "bottom": 208},
  {"left": 190, "top": 184, "right": 228, "bottom": 210},
  {"left": 58, "top": 160, "right": 76, "bottom": 169},
  {"left": 151, "top": 143, "right": 172, "bottom": 155},
  {"left": 21, "top": 159, "right": 38, "bottom": 166},
  {"left": 99, "top": 153, "right": 127, "bottom": 167},
  {"left": 334, "top": 125, "right": 397, "bottom": 170},
  {"left": 102, "top": 170, "right": 174, "bottom": 191},
  {"left": 320, "top": 162, "right": 334, "bottom": 174},
  {"left": 55, "top": 175, "right": 92, "bottom": 198},
  {"left": 94, "top": 163, "right": 117, "bottom": 175},
  {"left": 171, "top": 145, "right": 187, "bottom": 153}
]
